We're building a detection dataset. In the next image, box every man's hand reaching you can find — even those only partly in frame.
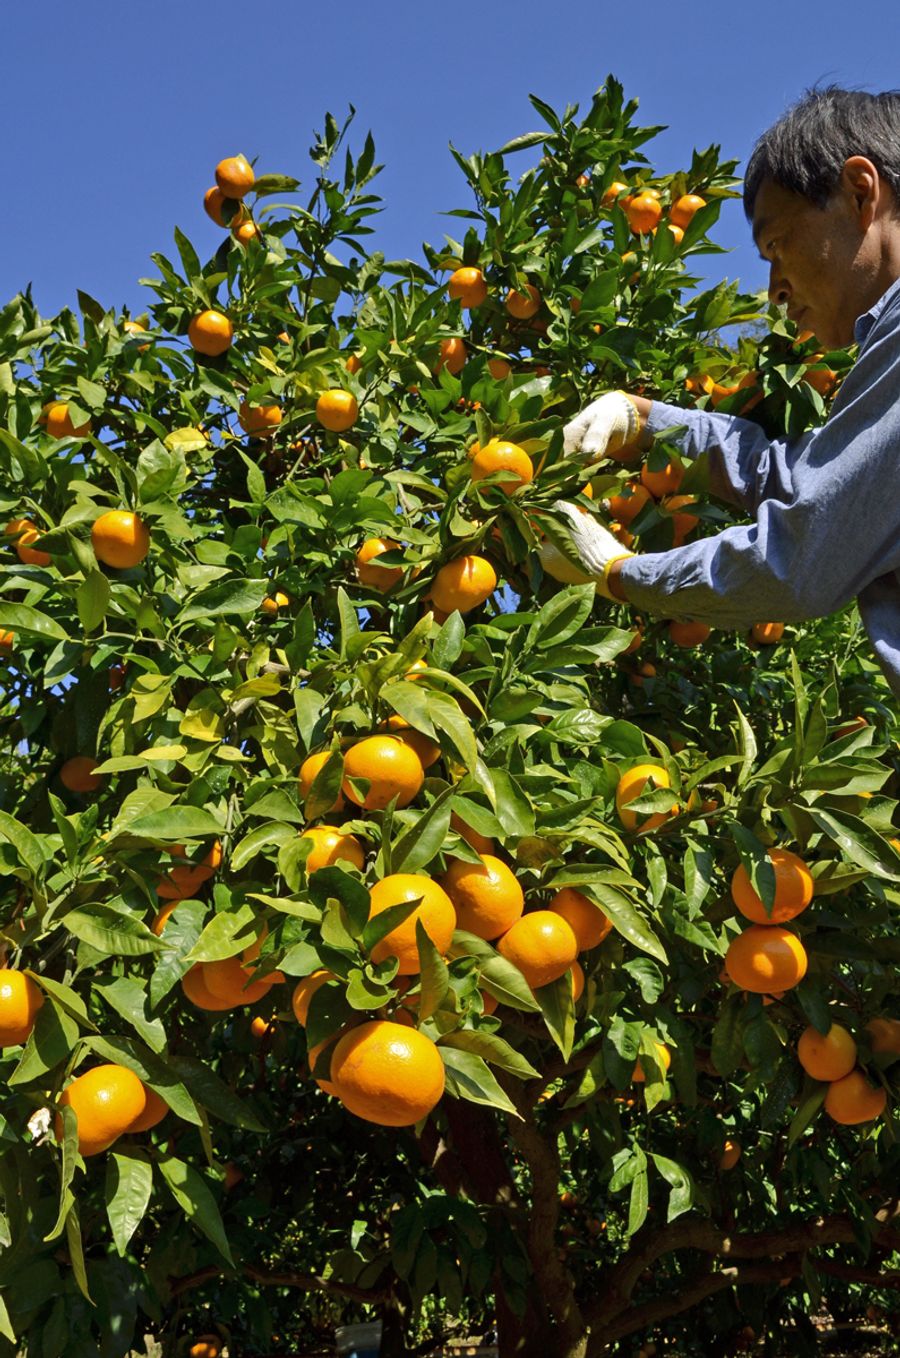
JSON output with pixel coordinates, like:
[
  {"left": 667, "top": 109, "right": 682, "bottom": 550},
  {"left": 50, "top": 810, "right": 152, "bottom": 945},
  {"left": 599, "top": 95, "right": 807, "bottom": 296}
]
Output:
[
  {"left": 562, "top": 390, "right": 641, "bottom": 462},
  {"left": 546, "top": 501, "right": 634, "bottom": 599}
]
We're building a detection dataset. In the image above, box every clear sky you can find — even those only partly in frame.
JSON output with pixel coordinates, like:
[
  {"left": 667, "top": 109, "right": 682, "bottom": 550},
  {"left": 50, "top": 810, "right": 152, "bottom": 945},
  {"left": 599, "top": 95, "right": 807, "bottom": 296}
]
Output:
[{"left": 4, "top": 0, "right": 900, "bottom": 321}]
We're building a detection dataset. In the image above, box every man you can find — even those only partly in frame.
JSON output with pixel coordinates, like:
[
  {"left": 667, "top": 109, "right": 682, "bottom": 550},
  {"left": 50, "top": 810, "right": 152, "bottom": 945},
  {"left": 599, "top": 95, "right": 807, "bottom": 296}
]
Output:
[{"left": 557, "top": 87, "right": 900, "bottom": 699}]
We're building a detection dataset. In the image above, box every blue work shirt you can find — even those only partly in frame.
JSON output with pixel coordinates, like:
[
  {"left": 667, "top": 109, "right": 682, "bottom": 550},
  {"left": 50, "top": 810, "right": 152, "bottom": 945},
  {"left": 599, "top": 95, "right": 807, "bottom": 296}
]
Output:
[{"left": 620, "top": 278, "right": 900, "bottom": 697}]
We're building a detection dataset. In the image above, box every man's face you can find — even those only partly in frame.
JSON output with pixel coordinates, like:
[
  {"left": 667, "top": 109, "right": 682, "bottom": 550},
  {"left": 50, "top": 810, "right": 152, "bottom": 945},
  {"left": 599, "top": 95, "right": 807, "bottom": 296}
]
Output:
[{"left": 752, "top": 174, "right": 880, "bottom": 349}]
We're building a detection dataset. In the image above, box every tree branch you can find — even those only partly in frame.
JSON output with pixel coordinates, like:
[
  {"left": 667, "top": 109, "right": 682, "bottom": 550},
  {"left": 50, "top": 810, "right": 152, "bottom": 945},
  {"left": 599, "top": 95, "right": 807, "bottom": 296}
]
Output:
[{"left": 169, "top": 1262, "right": 389, "bottom": 1305}]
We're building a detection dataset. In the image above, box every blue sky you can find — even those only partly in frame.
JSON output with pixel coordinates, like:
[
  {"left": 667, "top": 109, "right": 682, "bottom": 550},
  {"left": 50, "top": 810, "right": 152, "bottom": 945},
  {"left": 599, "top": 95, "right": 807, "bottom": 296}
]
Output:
[{"left": 5, "top": 1, "right": 900, "bottom": 320}]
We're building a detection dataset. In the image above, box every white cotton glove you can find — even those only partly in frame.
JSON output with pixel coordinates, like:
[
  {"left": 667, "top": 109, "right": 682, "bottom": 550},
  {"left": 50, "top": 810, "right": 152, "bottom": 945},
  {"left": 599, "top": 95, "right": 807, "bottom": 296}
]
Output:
[
  {"left": 562, "top": 390, "right": 641, "bottom": 462},
  {"left": 549, "top": 500, "right": 635, "bottom": 599}
]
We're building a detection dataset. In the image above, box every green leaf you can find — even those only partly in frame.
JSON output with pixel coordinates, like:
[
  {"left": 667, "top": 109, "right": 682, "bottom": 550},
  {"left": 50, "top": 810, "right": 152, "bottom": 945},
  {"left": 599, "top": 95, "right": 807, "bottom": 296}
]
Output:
[
  {"left": 127, "top": 807, "right": 225, "bottom": 840},
  {"left": 415, "top": 921, "right": 449, "bottom": 1020},
  {"left": 788, "top": 1084, "right": 826, "bottom": 1146},
  {"left": 488, "top": 770, "right": 534, "bottom": 837},
  {"left": 534, "top": 973, "right": 575, "bottom": 1060},
  {"left": 106, "top": 1150, "right": 153, "bottom": 1256},
  {"left": 65, "top": 1203, "right": 91, "bottom": 1302},
  {"left": 525, "top": 584, "right": 595, "bottom": 650},
  {"left": 438, "top": 1047, "right": 520, "bottom": 1117},
  {"left": 75, "top": 571, "right": 110, "bottom": 634},
  {"left": 185, "top": 904, "right": 257, "bottom": 963},
  {"left": 439, "top": 1029, "right": 539, "bottom": 1080},
  {"left": 627, "top": 1167, "right": 649, "bottom": 1237},
  {"left": 391, "top": 787, "right": 454, "bottom": 874},
  {"left": 10, "top": 998, "right": 79, "bottom": 1085},
  {"left": 64, "top": 906, "right": 165, "bottom": 957},
  {"left": 0, "top": 603, "right": 68, "bottom": 642},
  {"left": 651, "top": 1153, "right": 695, "bottom": 1222},
  {"left": 362, "top": 896, "right": 421, "bottom": 953},
  {"left": 585, "top": 885, "right": 667, "bottom": 963},
  {"left": 711, "top": 995, "right": 745, "bottom": 1077},
  {"left": 28, "top": 972, "right": 92, "bottom": 1027},
  {"left": 730, "top": 824, "right": 776, "bottom": 910},
  {"left": 179, "top": 578, "right": 268, "bottom": 623},
  {"left": 157, "top": 1155, "right": 234, "bottom": 1264},
  {"left": 95, "top": 977, "right": 167, "bottom": 1052},
  {"left": 807, "top": 807, "right": 900, "bottom": 881},
  {"left": 475, "top": 952, "right": 542, "bottom": 1013},
  {"left": 166, "top": 1053, "right": 267, "bottom": 1132},
  {"left": 0, "top": 810, "right": 49, "bottom": 875},
  {"left": 232, "top": 822, "right": 296, "bottom": 872}
]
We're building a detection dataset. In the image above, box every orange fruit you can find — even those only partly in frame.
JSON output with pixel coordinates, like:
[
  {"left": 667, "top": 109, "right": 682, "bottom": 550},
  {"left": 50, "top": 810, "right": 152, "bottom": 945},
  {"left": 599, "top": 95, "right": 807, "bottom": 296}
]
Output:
[
  {"left": 431, "top": 555, "right": 497, "bottom": 614},
  {"left": 260, "top": 591, "right": 289, "bottom": 614},
  {"left": 15, "top": 526, "right": 51, "bottom": 566},
  {"left": 383, "top": 715, "right": 440, "bottom": 768},
  {"left": 615, "top": 763, "right": 674, "bottom": 832},
  {"left": 316, "top": 388, "right": 358, "bottom": 432},
  {"left": 0, "top": 630, "right": 13, "bottom": 653},
  {"left": 505, "top": 284, "right": 541, "bottom": 320},
  {"left": 441, "top": 854, "right": 524, "bottom": 940},
  {"left": 342, "top": 735, "right": 424, "bottom": 810},
  {"left": 604, "top": 481, "right": 651, "bottom": 525},
  {"left": 126, "top": 1086, "right": 169, "bottom": 1134},
  {"left": 602, "top": 180, "right": 630, "bottom": 205},
  {"left": 189, "top": 1337, "right": 223, "bottom": 1358},
  {"left": 355, "top": 537, "right": 403, "bottom": 590},
  {"left": 625, "top": 193, "right": 662, "bottom": 234},
  {"left": 668, "top": 620, "right": 711, "bottom": 647},
  {"left": 664, "top": 494, "right": 699, "bottom": 540},
  {"left": 724, "top": 925, "right": 808, "bottom": 993},
  {"left": 291, "top": 970, "right": 334, "bottom": 1026},
  {"left": 666, "top": 223, "right": 685, "bottom": 245},
  {"left": 797, "top": 1023, "right": 857, "bottom": 1082},
  {"left": 330, "top": 1020, "right": 445, "bottom": 1126},
  {"left": 250, "top": 1015, "right": 275, "bottom": 1039},
  {"left": 299, "top": 749, "right": 344, "bottom": 811},
  {"left": 633, "top": 1041, "right": 671, "bottom": 1083},
  {"left": 803, "top": 362, "right": 837, "bottom": 396},
  {"left": 238, "top": 400, "right": 281, "bottom": 436},
  {"left": 151, "top": 901, "right": 178, "bottom": 935},
  {"left": 436, "top": 337, "right": 467, "bottom": 375},
  {"left": 345, "top": 352, "right": 363, "bottom": 374},
  {"left": 188, "top": 310, "right": 234, "bottom": 356},
  {"left": 488, "top": 357, "right": 511, "bottom": 380},
  {"left": 731, "top": 847, "right": 813, "bottom": 925},
  {"left": 368, "top": 874, "right": 456, "bottom": 974},
  {"left": 548, "top": 887, "right": 612, "bottom": 950},
  {"left": 56, "top": 1064, "right": 147, "bottom": 1157},
  {"left": 233, "top": 220, "right": 261, "bottom": 247},
  {"left": 156, "top": 840, "right": 222, "bottom": 901},
  {"left": 641, "top": 455, "right": 683, "bottom": 498},
  {"left": 45, "top": 401, "right": 92, "bottom": 440},
  {"left": 866, "top": 1016, "right": 900, "bottom": 1055},
  {"left": 497, "top": 911, "right": 578, "bottom": 990},
  {"left": 570, "top": 960, "right": 585, "bottom": 1002},
  {"left": 719, "top": 1138, "right": 741, "bottom": 1170},
  {"left": 448, "top": 266, "right": 488, "bottom": 308},
  {"left": 299, "top": 825, "right": 365, "bottom": 874},
  {"left": 824, "top": 1069, "right": 887, "bottom": 1125},
  {"left": 449, "top": 812, "right": 494, "bottom": 856},
  {"left": 469, "top": 440, "right": 534, "bottom": 493},
  {"left": 60, "top": 756, "right": 102, "bottom": 793},
  {"left": 215, "top": 154, "right": 255, "bottom": 198},
  {"left": 91, "top": 510, "right": 150, "bottom": 568},
  {"left": 669, "top": 194, "right": 707, "bottom": 229},
  {"left": 202, "top": 952, "right": 279, "bottom": 1006},
  {"left": 204, "top": 186, "right": 246, "bottom": 227},
  {"left": 181, "top": 964, "right": 238, "bottom": 1012},
  {"left": 123, "top": 321, "right": 148, "bottom": 347},
  {"left": 0, "top": 970, "right": 44, "bottom": 1046},
  {"left": 751, "top": 621, "right": 784, "bottom": 645}
]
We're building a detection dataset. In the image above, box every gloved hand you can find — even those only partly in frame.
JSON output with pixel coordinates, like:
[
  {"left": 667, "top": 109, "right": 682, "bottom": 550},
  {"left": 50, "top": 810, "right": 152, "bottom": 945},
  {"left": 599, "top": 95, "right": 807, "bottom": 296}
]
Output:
[
  {"left": 549, "top": 500, "right": 635, "bottom": 599},
  {"left": 562, "top": 390, "right": 641, "bottom": 462}
]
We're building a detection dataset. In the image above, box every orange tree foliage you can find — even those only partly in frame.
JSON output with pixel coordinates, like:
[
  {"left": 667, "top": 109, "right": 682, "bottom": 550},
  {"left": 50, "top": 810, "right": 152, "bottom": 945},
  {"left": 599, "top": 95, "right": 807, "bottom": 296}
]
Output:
[{"left": 0, "top": 79, "right": 897, "bottom": 1358}]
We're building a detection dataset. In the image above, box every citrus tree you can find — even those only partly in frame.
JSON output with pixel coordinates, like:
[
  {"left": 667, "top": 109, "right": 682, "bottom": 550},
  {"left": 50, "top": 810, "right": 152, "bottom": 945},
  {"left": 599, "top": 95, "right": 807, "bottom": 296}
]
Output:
[{"left": 0, "top": 79, "right": 897, "bottom": 1358}]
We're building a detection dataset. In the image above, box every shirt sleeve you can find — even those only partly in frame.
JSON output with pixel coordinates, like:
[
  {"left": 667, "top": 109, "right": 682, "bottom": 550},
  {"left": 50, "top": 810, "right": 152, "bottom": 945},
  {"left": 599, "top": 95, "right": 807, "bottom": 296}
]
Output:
[
  {"left": 621, "top": 321, "right": 900, "bottom": 629},
  {"left": 644, "top": 401, "right": 808, "bottom": 512}
]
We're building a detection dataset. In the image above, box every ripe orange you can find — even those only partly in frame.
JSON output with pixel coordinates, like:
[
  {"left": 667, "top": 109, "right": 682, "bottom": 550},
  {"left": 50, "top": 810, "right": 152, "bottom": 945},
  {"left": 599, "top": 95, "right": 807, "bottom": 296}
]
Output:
[
  {"left": 625, "top": 193, "right": 662, "bottom": 234},
  {"left": 238, "top": 400, "right": 281, "bottom": 436},
  {"left": 250, "top": 1015, "right": 275, "bottom": 1040},
  {"left": 151, "top": 901, "right": 178, "bottom": 935},
  {"left": 570, "top": 961, "right": 585, "bottom": 1002},
  {"left": 233, "top": 220, "right": 261, "bottom": 247},
  {"left": 316, "top": 389, "right": 358, "bottom": 432},
  {"left": 260, "top": 591, "right": 289, "bottom": 614},
  {"left": 669, "top": 194, "right": 707, "bottom": 229},
  {"left": 126, "top": 1086, "right": 169, "bottom": 1134},
  {"left": 46, "top": 401, "right": 92, "bottom": 440},
  {"left": 449, "top": 812, "right": 494, "bottom": 856},
  {"left": 797, "top": 1023, "right": 857, "bottom": 1082},
  {"left": 56, "top": 1064, "right": 147, "bottom": 1157},
  {"left": 751, "top": 621, "right": 784, "bottom": 645},
  {"left": 719, "top": 1138, "right": 741, "bottom": 1170},
  {"left": 666, "top": 223, "right": 685, "bottom": 245},
  {"left": 497, "top": 911, "right": 578, "bottom": 990},
  {"left": 604, "top": 482, "right": 651, "bottom": 525},
  {"left": 633, "top": 1041, "right": 671, "bottom": 1083},
  {"left": 661, "top": 494, "right": 699, "bottom": 542},
  {"left": 123, "top": 320, "right": 149, "bottom": 351},
  {"left": 602, "top": 180, "right": 630, "bottom": 205},
  {"left": 436, "top": 337, "right": 467, "bottom": 375},
  {"left": 345, "top": 352, "right": 363, "bottom": 374},
  {"left": 383, "top": 715, "right": 440, "bottom": 768},
  {"left": 469, "top": 440, "right": 534, "bottom": 493},
  {"left": 204, "top": 186, "right": 246, "bottom": 227},
  {"left": 0, "top": 630, "right": 13, "bottom": 653},
  {"left": 215, "top": 154, "right": 255, "bottom": 198},
  {"left": 368, "top": 874, "right": 456, "bottom": 973},
  {"left": 615, "top": 764, "right": 675, "bottom": 832},
  {"left": 342, "top": 735, "right": 424, "bottom": 810},
  {"left": 731, "top": 847, "right": 813, "bottom": 925},
  {"left": 92, "top": 510, "right": 150, "bottom": 568},
  {"left": 866, "top": 1016, "right": 900, "bottom": 1055},
  {"left": 803, "top": 362, "right": 837, "bottom": 396},
  {"left": 156, "top": 840, "right": 222, "bottom": 900},
  {"left": 299, "top": 749, "right": 344, "bottom": 811},
  {"left": 548, "top": 887, "right": 612, "bottom": 950},
  {"left": 330, "top": 1020, "right": 445, "bottom": 1126},
  {"left": 188, "top": 310, "right": 234, "bottom": 356},
  {"left": 641, "top": 455, "right": 683, "bottom": 498},
  {"left": 355, "top": 538, "right": 403, "bottom": 590},
  {"left": 505, "top": 284, "right": 541, "bottom": 320},
  {"left": 448, "top": 266, "right": 488, "bottom": 308},
  {"left": 724, "top": 925, "right": 808, "bottom": 993},
  {"left": 181, "top": 964, "right": 238, "bottom": 1012},
  {"left": 291, "top": 970, "right": 334, "bottom": 1026},
  {"left": 824, "top": 1069, "right": 887, "bottom": 1125},
  {"left": 189, "top": 1337, "right": 223, "bottom": 1358},
  {"left": 0, "top": 970, "right": 44, "bottom": 1046},
  {"left": 441, "top": 854, "right": 524, "bottom": 940},
  {"left": 668, "top": 620, "right": 711, "bottom": 647},
  {"left": 431, "top": 555, "right": 497, "bottom": 614},
  {"left": 300, "top": 825, "right": 365, "bottom": 874},
  {"left": 488, "top": 357, "right": 511, "bottom": 380},
  {"left": 60, "top": 756, "right": 102, "bottom": 793},
  {"left": 15, "top": 525, "right": 51, "bottom": 566},
  {"left": 202, "top": 952, "right": 279, "bottom": 1006}
]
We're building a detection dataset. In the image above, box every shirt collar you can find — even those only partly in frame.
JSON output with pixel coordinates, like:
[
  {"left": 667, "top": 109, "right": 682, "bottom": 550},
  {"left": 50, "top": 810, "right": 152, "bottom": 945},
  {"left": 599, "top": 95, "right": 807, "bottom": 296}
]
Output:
[{"left": 854, "top": 276, "right": 900, "bottom": 346}]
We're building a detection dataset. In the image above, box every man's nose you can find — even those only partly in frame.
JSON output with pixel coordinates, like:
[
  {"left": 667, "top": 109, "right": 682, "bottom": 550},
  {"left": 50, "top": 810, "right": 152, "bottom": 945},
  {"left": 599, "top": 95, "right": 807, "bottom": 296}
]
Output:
[{"left": 768, "top": 266, "right": 791, "bottom": 308}]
